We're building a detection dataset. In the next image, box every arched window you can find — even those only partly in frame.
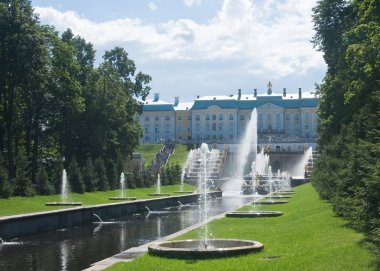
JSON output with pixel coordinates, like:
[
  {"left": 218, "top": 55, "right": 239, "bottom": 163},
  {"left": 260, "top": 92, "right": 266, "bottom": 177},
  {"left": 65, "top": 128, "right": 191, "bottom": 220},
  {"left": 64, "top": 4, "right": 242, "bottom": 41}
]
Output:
[
  {"left": 212, "top": 114, "right": 217, "bottom": 121},
  {"left": 229, "top": 114, "right": 234, "bottom": 120},
  {"left": 219, "top": 114, "right": 223, "bottom": 120}
]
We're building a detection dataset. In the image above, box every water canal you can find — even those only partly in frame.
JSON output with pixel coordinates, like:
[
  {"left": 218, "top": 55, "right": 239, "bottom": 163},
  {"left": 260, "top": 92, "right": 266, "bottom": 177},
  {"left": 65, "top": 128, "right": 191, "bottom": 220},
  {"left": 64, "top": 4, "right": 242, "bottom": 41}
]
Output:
[{"left": 0, "top": 195, "right": 254, "bottom": 271}]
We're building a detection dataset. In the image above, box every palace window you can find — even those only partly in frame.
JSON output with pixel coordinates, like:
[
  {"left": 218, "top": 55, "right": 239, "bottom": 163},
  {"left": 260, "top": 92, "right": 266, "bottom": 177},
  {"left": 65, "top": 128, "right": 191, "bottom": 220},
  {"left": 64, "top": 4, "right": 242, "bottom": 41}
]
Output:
[
  {"left": 219, "top": 114, "right": 223, "bottom": 120},
  {"left": 206, "top": 114, "right": 210, "bottom": 121},
  {"left": 178, "top": 115, "right": 182, "bottom": 121},
  {"left": 145, "top": 116, "right": 149, "bottom": 121},
  {"left": 212, "top": 114, "right": 217, "bottom": 121},
  {"left": 196, "top": 115, "right": 200, "bottom": 121},
  {"left": 229, "top": 114, "right": 234, "bottom": 120},
  {"left": 165, "top": 115, "right": 170, "bottom": 121},
  {"left": 155, "top": 115, "right": 159, "bottom": 121},
  {"left": 212, "top": 123, "right": 217, "bottom": 131}
]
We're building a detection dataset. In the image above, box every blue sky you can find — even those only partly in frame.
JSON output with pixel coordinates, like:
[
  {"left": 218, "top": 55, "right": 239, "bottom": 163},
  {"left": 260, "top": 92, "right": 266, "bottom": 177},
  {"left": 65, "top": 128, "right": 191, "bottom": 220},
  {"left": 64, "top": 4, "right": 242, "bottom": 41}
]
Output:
[{"left": 31, "top": 0, "right": 326, "bottom": 102}]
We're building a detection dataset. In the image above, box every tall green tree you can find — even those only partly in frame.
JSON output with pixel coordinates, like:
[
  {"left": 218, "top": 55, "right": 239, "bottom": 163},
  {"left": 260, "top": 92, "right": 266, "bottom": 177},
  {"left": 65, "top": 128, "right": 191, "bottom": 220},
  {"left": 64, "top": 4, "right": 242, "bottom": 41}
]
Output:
[{"left": 312, "top": 0, "right": 380, "bottom": 255}]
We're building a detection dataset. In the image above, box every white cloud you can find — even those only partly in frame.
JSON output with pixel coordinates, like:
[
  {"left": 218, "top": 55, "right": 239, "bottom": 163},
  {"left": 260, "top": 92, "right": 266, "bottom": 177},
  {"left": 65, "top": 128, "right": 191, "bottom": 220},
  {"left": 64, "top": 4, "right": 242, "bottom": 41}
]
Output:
[
  {"left": 34, "top": 0, "right": 325, "bottom": 99},
  {"left": 183, "top": 0, "right": 204, "bottom": 7},
  {"left": 148, "top": 2, "right": 157, "bottom": 11}
]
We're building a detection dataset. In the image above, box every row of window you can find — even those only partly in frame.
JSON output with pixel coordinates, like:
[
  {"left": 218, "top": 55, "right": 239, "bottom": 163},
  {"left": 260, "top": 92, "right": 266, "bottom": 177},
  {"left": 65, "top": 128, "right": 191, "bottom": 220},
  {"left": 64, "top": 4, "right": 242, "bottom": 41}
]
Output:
[{"left": 144, "top": 112, "right": 315, "bottom": 123}]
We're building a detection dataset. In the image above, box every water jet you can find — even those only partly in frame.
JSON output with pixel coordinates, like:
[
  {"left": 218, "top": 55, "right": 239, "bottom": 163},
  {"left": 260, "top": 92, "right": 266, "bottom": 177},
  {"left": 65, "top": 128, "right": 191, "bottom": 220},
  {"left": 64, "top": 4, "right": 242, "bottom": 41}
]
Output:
[
  {"left": 109, "top": 172, "right": 137, "bottom": 200},
  {"left": 46, "top": 169, "right": 82, "bottom": 206},
  {"left": 148, "top": 174, "right": 170, "bottom": 196}
]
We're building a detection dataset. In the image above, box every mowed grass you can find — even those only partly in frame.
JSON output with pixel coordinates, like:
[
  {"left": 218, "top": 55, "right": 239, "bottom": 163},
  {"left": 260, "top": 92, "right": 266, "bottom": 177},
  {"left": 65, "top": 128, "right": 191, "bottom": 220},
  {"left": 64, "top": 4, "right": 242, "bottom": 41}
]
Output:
[
  {"left": 106, "top": 184, "right": 377, "bottom": 271},
  {"left": 135, "top": 144, "right": 162, "bottom": 167},
  {"left": 167, "top": 144, "right": 189, "bottom": 167},
  {"left": 0, "top": 184, "right": 195, "bottom": 217}
]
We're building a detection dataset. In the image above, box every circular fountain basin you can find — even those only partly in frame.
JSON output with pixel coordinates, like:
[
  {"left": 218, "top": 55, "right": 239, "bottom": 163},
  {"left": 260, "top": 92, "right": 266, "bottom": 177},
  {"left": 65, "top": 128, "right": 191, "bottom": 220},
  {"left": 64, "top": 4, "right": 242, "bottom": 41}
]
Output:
[
  {"left": 226, "top": 211, "right": 283, "bottom": 218},
  {"left": 259, "top": 200, "right": 288, "bottom": 205},
  {"left": 270, "top": 195, "right": 292, "bottom": 199},
  {"left": 148, "top": 239, "right": 264, "bottom": 258},
  {"left": 45, "top": 202, "right": 82, "bottom": 206},
  {"left": 108, "top": 197, "right": 137, "bottom": 200},
  {"left": 173, "top": 191, "right": 194, "bottom": 194},
  {"left": 147, "top": 193, "right": 170, "bottom": 196},
  {"left": 279, "top": 190, "right": 295, "bottom": 193}
]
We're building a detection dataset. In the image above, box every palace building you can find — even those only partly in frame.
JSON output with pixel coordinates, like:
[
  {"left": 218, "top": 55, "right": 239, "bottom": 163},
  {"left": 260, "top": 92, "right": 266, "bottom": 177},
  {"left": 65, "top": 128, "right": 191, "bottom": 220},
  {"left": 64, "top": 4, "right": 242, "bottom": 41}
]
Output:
[{"left": 140, "top": 83, "right": 318, "bottom": 150}]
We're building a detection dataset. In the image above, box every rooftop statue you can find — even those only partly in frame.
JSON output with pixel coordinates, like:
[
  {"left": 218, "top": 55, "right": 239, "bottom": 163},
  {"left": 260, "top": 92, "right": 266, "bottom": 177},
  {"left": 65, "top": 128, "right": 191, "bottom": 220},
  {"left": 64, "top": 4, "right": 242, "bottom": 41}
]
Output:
[{"left": 267, "top": 81, "right": 272, "bottom": 95}]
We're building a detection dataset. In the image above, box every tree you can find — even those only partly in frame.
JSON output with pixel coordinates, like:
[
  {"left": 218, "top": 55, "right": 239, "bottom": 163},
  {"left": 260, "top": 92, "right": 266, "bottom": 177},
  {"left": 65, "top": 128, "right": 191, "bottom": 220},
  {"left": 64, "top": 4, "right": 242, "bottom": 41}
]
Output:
[
  {"left": 311, "top": 0, "right": 380, "bottom": 255},
  {"left": 68, "top": 157, "right": 85, "bottom": 194},
  {"left": 36, "top": 166, "right": 55, "bottom": 195},
  {"left": 14, "top": 148, "right": 35, "bottom": 196},
  {"left": 94, "top": 157, "right": 109, "bottom": 191},
  {"left": 82, "top": 157, "right": 97, "bottom": 192}
]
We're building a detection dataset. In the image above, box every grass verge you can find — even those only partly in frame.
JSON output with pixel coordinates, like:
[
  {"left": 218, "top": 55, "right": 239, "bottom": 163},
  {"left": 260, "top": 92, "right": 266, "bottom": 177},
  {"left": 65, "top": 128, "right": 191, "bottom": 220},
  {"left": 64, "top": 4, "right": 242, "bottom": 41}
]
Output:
[
  {"left": 106, "top": 183, "right": 377, "bottom": 271},
  {"left": 0, "top": 184, "right": 195, "bottom": 217},
  {"left": 167, "top": 144, "right": 189, "bottom": 167},
  {"left": 135, "top": 144, "right": 162, "bottom": 167}
]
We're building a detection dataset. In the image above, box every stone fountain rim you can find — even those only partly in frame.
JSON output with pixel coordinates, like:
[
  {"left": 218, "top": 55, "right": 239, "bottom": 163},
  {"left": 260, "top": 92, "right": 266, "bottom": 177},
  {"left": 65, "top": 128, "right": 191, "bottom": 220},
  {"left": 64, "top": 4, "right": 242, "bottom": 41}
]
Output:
[
  {"left": 225, "top": 211, "right": 283, "bottom": 217},
  {"left": 148, "top": 238, "right": 264, "bottom": 258},
  {"left": 108, "top": 197, "right": 137, "bottom": 200},
  {"left": 45, "top": 202, "right": 82, "bottom": 206}
]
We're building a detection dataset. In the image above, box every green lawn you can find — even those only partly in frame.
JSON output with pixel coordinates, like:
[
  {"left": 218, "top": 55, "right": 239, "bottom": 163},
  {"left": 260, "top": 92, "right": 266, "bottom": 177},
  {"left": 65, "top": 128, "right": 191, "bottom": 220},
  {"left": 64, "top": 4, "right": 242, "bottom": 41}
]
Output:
[
  {"left": 167, "top": 144, "right": 189, "bottom": 167},
  {"left": 106, "top": 184, "right": 377, "bottom": 271},
  {"left": 0, "top": 184, "right": 195, "bottom": 217},
  {"left": 135, "top": 144, "right": 162, "bottom": 167}
]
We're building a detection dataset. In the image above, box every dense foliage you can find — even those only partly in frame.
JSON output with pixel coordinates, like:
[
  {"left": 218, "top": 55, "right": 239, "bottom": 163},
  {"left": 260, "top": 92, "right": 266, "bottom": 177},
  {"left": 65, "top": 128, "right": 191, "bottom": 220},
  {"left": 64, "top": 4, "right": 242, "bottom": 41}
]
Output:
[
  {"left": 0, "top": 1, "right": 153, "bottom": 197},
  {"left": 312, "top": 0, "right": 380, "bottom": 256}
]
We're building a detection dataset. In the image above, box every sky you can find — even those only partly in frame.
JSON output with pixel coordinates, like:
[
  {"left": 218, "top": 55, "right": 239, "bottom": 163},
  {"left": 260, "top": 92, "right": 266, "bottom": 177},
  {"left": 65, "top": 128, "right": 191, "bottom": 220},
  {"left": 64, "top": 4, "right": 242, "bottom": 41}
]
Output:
[{"left": 31, "top": 0, "right": 326, "bottom": 102}]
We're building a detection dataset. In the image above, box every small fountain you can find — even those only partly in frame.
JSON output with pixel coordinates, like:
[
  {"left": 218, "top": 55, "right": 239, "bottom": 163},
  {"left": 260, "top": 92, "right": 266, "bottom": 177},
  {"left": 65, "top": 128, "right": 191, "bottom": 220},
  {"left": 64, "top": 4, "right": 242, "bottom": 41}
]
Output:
[
  {"left": 92, "top": 213, "right": 118, "bottom": 224},
  {"left": 149, "top": 143, "right": 264, "bottom": 258},
  {"left": 174, "top": 172, "right": 193, "bottom": 194},
  {"left": 226, "top": 196, "right": 283, "bottom": 218},
  {"left": 0, "top": 237, "right": 23, "bottom": 246},
  {"left": 46, "top": 169, "right": 82, "bottom": 206},
  {"left": 174, "top": 154, "right": 194, "bottom": 194},
  {"left": 93, "top": 213, "right": 104, "bottom": 223},
  {"left": 109, "top": 172, "right": 137, "bottom": 200},
  {"left": 148, "top": 173, "right": 170, "bottom": 196},
  {"left": 260, "top": 167, "right": 289, "bottom": 204}
]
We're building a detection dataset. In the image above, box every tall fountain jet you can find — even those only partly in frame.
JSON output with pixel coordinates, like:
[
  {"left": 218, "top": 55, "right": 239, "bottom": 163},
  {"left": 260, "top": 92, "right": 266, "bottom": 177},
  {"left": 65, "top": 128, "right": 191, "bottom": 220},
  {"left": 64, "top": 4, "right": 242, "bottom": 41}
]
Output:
[
  {"left": 223, "top": 108, "right": 257, "bottom": 193},
  {"left": 236, "top": 108, "right": 257, "bottom": 177}
]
